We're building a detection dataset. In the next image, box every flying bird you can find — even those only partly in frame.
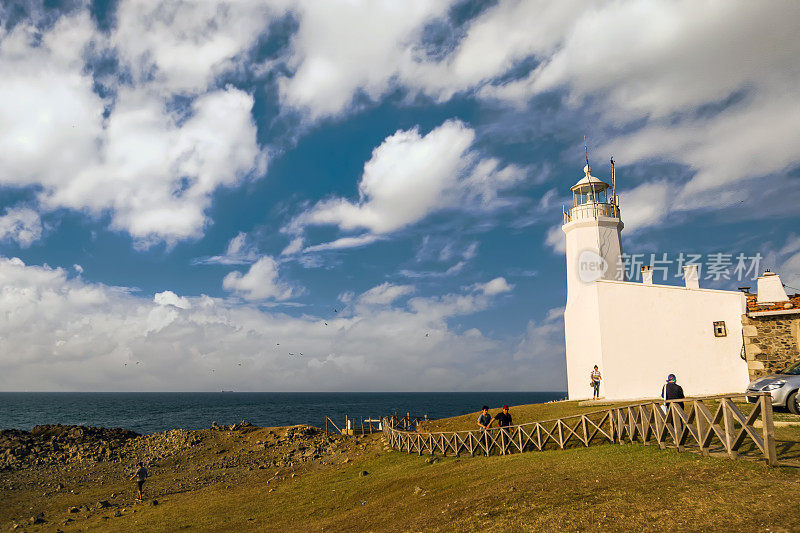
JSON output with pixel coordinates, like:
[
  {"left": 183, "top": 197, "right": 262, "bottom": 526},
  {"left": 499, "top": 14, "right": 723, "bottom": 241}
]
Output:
[
  {"left": 324, "top": 322, "right": 328, "bottom": 326},
  {"left": 425, "top": 333, "right": 429, "bottom": 337},
  {"left": 334, "top": 308, "right": 338, "bottom": 313},
  {"left": 288, "top": 352, "right": 295, "bottom": 356}
]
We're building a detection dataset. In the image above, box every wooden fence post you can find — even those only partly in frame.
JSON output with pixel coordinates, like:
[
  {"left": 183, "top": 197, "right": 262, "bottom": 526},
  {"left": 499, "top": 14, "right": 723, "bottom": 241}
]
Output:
[
  {"left": 695, "top": 400, "right": 709, "bottom": 457},
  {"left": 581, "top": 415, "right": 589, "bottom": 447},
  {"left": 722, "top": 399, "right": 738, "bottom": 458},
  {"left": 760, "top": 393, "right": 778, "bottom": 466}
]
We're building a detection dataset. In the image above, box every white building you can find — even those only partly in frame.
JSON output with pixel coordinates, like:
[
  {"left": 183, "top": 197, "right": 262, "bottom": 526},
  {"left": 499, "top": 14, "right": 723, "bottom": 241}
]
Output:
[{"left": 562, "top": 165, "right": 751, "bottom": 400}]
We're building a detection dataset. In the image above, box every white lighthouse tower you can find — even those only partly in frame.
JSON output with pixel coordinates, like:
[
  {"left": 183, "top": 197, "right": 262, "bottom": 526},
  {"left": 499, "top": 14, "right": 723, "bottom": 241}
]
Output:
[
  {"left": 560, "top": 161, "right": 750, "bottom": 401},
  {"left": 562, "top": 163, "right": 623, "bottom": 400}
]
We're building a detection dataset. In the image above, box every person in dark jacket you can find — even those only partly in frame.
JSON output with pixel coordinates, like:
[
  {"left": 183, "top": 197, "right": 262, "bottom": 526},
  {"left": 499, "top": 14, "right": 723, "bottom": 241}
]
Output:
[
  {"left": 494, "top": 405, "right": 512, "bottom": 428},
  {"left": 661, "top": 374, "right": 685, "bottom": 409}
]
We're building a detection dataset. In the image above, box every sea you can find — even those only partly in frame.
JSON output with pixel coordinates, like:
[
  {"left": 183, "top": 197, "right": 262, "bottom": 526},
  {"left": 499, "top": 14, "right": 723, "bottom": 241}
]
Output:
[{"left": 0, "top": 392, "right": 565, "bottom": 435}]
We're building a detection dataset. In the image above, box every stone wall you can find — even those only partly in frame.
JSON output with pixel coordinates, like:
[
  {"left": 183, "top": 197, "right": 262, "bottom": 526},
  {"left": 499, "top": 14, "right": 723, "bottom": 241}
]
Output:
[{"left": 742, "top": 313, "right": 800, "bottom": 379}]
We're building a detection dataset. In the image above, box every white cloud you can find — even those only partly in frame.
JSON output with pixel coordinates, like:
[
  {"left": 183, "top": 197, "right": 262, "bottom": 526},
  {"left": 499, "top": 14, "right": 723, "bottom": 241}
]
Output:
[
  {"left": 476, "top": 277, "right": 513, "bottom": 296},
  {"left": 154, "top": 290, "right": 191, "bottom": 310},
  {"left": 0, "top": 257, "right": 561, "bottom": 391},
  {"left": 0, "top": 207, "right": 42, "bottom": 247},
  {"left": 406, "top": 0, "right": 579, "bottom": 101},
  {"left": 279, "top": 0, "right": 800, "bottom": 228},
  {"left": 277, "top": 0, "right": 450, "bottom": 119},
  {"left": 0, "top": 6, "right": 267, "bottom": 247},
  {"left": 619, "top": 181, "right": 672, "bottom": 231},
  {"left": 512, "top": 306, "right": 566, "bottom": 389},
  {"left": 776, "top": 235, "right": 800, "bottom": 291},
  {"left": 358, "top": 282, "right": 414, "bottom": 306},
  {"left": 302, "top": 234, "right": 383, "bottom": 253},
  {"left": 289, "top": 120, "right": 522, "bottom": 250},
  {"left": 473, "top": 1, "right": 800, "bottom": 214},
  {"left": 222, "top": 255, "right": 296, "bottom": 301},
  {"left": 402, "top": 240, "right": 480, "bottom": 278},
  {"left": 275, "top": 0, "right": 577, "bottom": 117},
  {"left": 545, "top": 225, "right": 566, "bottom": 254},
  {"left": 195, "top": 232, "right": 261, "bottom": 265},
  {"left": 297, "top": 120, "right": 474, "bottom": 233},
  {"left": 280, "top": 236, "right": 305, "bottom": 256},
  {"left": 113, "top": 0, "right": 276, "bottom": 94}
]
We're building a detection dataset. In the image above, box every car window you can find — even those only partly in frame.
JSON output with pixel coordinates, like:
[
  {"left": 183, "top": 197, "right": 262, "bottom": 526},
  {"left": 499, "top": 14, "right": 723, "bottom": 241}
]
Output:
[{"left": 781, "top": 360, "right": 800, "bottom": 375}]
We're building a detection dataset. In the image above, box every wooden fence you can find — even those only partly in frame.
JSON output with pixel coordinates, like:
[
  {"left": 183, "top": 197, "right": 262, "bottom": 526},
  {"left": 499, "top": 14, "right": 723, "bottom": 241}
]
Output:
[
  {"left": 382, "top": 392, "right": 778, "bottom": 466},
  {"left": 325, "top": 415, "right": 392, "bottom": 435}
]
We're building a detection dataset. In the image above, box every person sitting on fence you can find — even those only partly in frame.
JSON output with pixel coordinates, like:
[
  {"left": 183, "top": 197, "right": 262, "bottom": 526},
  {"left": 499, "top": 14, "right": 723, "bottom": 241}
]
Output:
[
  {"left": 477, "top": 406, "right": 493, "bottom": 430},
  {"left": 590, "top": 365, "right": 601, "bottom": 399},
  {"left": 661, "top": 374, "right": 685, "bottom": 409},
  {"left": 494, "top": 405, "right": 512, "bottom": 428}
]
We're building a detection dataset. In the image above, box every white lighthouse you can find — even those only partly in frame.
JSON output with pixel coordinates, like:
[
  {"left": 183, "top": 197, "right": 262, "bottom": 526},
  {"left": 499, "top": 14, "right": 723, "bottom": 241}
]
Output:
[
  {"left": 562, "top": 164, "right": 624, "bottom": 400},
  {"left": 561, "top": 162, "right": 750, "bottom": 401}
]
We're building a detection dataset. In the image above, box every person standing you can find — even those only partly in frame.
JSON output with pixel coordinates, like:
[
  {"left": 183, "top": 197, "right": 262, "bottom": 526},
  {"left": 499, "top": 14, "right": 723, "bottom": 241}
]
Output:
[
  {"left": 477, "top": 406, "right": 492, "bottom": 430},
  {"left": 590, "top": 365, "right": 602, "bottom": 400},
  {"left": 494, "top": 405, "right": 512, "bottom": 428},
  {"left": 477, "top": 405, "right": 493, "bottom": 455},
  {"left": 661, "top": 374, "right": 685, "bottom": 409},
  {"left": 129, "top": 461, "right": 148, "bottom": 500}
]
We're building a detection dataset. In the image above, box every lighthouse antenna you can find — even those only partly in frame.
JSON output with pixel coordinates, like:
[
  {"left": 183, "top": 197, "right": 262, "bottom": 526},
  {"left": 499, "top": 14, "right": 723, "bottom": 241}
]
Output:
[
  {"left": 584, "top": 136, "right": 589, "bottom": 169},
  {"left": 610, "top": 156, "right": 617, "bottom": 217}
]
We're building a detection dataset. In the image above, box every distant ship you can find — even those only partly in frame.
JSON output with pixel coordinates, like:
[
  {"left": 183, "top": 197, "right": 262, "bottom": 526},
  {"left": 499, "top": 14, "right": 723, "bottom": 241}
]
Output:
[{"left": 220, "top": 390, "right": 235, "bottom": 393}]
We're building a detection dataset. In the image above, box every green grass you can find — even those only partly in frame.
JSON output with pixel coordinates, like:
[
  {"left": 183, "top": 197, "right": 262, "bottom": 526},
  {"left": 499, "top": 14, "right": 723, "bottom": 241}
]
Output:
[
  {"left": 4, "top": 400, "right": 800, "bottom": 532},
  {"left": 71, "top": 439, "right": 800, "bottom": 532}
]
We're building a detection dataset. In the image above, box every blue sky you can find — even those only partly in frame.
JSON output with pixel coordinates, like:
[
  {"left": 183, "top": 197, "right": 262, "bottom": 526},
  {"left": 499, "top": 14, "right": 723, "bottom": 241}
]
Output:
[{"left": 0, "top": 0, "right": 798, "bottom": 391}]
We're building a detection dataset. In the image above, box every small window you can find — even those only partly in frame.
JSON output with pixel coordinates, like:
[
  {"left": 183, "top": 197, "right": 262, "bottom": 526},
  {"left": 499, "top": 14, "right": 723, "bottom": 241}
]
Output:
[{"left": 713, "top": 321, "right": 727, "bottom": 337}]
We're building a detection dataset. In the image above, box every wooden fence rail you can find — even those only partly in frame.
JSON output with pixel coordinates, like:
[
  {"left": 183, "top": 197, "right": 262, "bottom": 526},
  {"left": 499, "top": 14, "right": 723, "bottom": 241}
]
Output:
[{"left": 381, "top": 393, "right": 778, "bottom": 466}]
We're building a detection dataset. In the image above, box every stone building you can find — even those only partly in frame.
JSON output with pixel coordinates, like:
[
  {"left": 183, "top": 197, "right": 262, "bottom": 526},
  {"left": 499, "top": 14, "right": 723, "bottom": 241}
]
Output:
[{"left": 742, "top": 271, "right": 800, "bottom": 379}]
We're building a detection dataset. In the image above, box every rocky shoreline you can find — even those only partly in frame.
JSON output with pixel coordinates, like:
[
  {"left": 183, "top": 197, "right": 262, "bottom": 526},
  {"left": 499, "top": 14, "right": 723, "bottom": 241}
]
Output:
[
  {"left": 1, "top": 421, "right": 366, "bottom": 530},
  {"left": 0, "top": 424, "right": 200, "bottom": 471}
]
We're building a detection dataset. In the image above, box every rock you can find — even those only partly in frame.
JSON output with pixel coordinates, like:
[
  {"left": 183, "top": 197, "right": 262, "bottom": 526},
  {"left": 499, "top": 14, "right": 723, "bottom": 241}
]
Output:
[
  {"left": 359, "top": 470, "right": 369, "bottom": 477},
  {"left": 413, "top": 486, "right": 425, "bottom": 495},
  {"left": 29, "top": 514, "right": 45, "bottom": 524},
  {"left": 97, "top": 500, "right": 111, "bottom": 508},
  {"left": 67, "top": 506, "right": 80, "bottom": 513},
  {"left": 151, "top": 499, "right": 159, "bottom": 506}
]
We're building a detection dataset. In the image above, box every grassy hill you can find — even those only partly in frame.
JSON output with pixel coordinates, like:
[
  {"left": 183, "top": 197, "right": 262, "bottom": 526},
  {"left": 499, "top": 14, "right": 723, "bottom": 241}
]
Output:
[{"left": 2, "top": 400, "right": 800, "bottom": 532}]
